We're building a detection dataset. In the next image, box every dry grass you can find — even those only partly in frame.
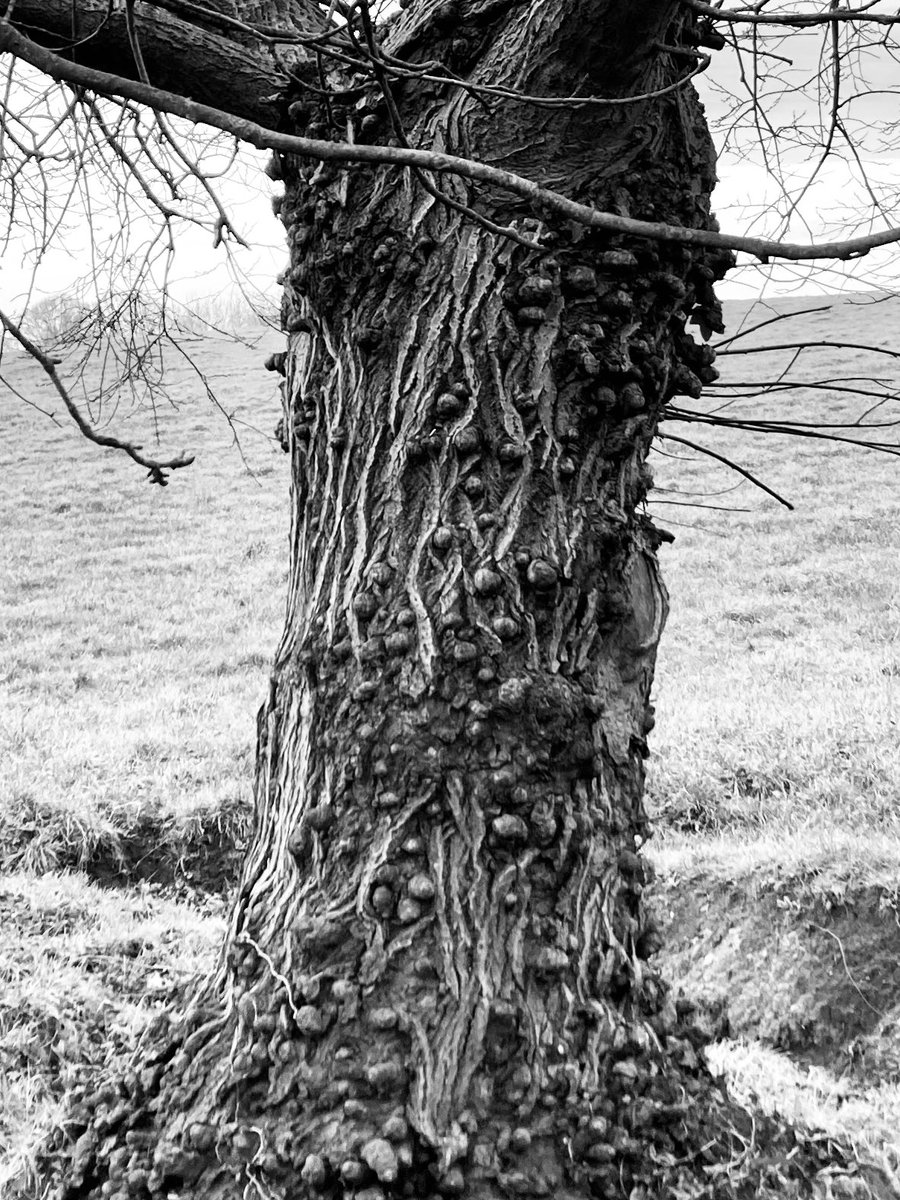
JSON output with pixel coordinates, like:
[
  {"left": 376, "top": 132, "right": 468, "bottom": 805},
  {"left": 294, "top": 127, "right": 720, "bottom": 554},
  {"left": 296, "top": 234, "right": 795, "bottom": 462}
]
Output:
[
  {"left": 648, "top": 293, "right": 900, "bottom": 851},
  {"left": 0, "top": 326, "right": 286, "bottom": 869},
  {"left": 0, "top": 871, "right": 225, "bottom": 1191},
  {"left": 706, "top": 1040, "right": 900, "bottom": 1180},
  {"left": 2, "top": 294, "right": 900, "bottom": 1188},
  {"left": 648, "top": 829, "right": 900, "bottom": 906}
]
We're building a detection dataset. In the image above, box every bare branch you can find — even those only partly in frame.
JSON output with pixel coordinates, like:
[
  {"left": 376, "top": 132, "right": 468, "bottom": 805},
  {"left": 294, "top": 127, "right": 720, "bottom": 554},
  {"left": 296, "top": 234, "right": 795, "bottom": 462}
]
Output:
[
  {"left": 713, "top": 305, "right": 834, "bottom": 349},
  {"left": 658, "top": 431, "right": 796, "bottom": 509},
  {"left": 718, "top": 341, "right": 900, "bottom": 361},
  {"left": 5, "top": 21, "right": 900, "bottom": 264},
  {"left": 0, "top": 305, "right": 195, "bottom": 483},
  {"left": 685, "top": 0, "right": 900, "bottom": 28}
]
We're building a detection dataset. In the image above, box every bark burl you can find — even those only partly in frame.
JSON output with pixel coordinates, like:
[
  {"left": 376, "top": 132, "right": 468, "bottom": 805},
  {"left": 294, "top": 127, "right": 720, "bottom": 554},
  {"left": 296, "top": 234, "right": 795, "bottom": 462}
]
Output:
[{"left": 39, "top": 2, "right": 881, "bottom": 1198}]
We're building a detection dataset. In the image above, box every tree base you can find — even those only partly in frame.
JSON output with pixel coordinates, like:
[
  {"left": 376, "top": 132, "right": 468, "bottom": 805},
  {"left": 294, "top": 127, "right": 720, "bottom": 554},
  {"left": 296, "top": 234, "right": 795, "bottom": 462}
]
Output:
[{"left": 34, "top": 988, "right": 896, "bottom": 1200}]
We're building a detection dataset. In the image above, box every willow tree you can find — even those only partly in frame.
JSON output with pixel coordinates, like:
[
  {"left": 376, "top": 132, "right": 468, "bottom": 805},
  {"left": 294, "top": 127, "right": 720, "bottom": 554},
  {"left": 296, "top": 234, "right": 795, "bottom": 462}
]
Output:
[{"left": 2, "top": 2, "right": 899, "bottom": 1198}]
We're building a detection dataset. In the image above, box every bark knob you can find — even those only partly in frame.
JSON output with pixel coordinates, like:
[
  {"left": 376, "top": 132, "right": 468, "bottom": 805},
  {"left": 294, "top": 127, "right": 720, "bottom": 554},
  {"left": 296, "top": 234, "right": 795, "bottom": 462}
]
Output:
[
  {"left": 599, "top": 249, "right": 638, "bottom": 270},
  {"left": 306, "top": 804, "right": 334, "bottom": 832},
  {"left": 408, "top": 873, "right": 435, "bottom": 901},
  {"left": 526, "top": 559, "right": 558, "bottom": 591},
  {"left": 533, "top": 947, "right": 568, "bottom": 972},
  {"left": 563, "top": 266, "right": 597, "bottom": 293},
  {"left": 517, "top": 306, "right": 547, "bottom": 325},
  {"left": 436, "top": 392, "right": 465, "bottom": 419},
  {"left": 362, "top": 1137, "right": 399, "bottom": 1183},
  {"left": 386, "top": 631, "right": 413, "bottom": 655},
  {"left": 295, "top": 1005, "right": 325, "bottom": 1036},
  {"left": 473, "top": 568, "right": 503, "bottom": 596},
  {"left": 510, "top": 1127, "right": 532, "bottom": 1151},
  {"left": 452, "top": 640, "right": 478, "bottom": 663},
  {"left": 397, "top": 897, "right": 423, "bottom": 923},
  {"left": 353, "top": 592, "right": 378, "bottom": 620},
  {"left": 368, "top": 1007, "right": 399, "bottom": 1030},
  {"left": 491, "top": 815, "right": 528, "bottom": 843},
  {"left": 496, "top": 677, "right": 529, "bottom": 711},
  {"left": 367, "top": 1061, "right": 405, "bottom": 1092},
  {"left": 498, "top": 442, "right": 526, "bottom": 464},
  {"left": 517, "top": 276, "right": 554, "bottom": 306},
  {"left": 453, "top": 426, "right": 481, "bottom": 454},
  {"left": 383, "top": 1114, "right": 408, "bottom": 1142},
  {"left": 372, "top": 885, "right": 394, "bottom": 916},
  {"left": 340, "top": 1159, "right": 368, "bottom": 1187},
  {"left": 619, "top": 383, "right": 646, "bottom": 414}
]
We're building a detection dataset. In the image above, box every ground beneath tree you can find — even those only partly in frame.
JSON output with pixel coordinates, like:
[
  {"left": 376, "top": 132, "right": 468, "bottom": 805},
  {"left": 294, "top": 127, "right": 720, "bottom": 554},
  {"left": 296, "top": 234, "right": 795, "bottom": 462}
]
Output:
[
  {"left": 648, "top": 841, "right": 900, "bottom": 1186},
  {"left": 650, "top": 847, "right": 900, "bottom": 1091},
  {"left": 3, "top": 826, "right": 899, "bottom": 1195}
]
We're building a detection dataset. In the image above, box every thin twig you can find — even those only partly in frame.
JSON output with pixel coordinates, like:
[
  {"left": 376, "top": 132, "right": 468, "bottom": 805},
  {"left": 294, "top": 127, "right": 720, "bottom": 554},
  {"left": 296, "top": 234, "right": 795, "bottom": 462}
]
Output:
[
  {"left": 718, "top": 340, "right": 900, "bottom": 361},
  {"left": 658, "top": 431, "right": 795, "bottom": 509},
  {"left": 665, "top": 407, "right": 900, "bottom": 456},
  {"left": 712, "top": 305, "right": 834, "bottom": 350}
]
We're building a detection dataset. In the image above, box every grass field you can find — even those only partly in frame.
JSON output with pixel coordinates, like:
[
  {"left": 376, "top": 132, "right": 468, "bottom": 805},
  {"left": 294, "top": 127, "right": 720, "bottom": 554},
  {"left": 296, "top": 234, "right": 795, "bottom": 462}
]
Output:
[
  {"left": 2, "top": 295, "right": 900, "bottom": 1189},
  {"left": 649, "top": 294, "right": 900, "bottom": 851}
]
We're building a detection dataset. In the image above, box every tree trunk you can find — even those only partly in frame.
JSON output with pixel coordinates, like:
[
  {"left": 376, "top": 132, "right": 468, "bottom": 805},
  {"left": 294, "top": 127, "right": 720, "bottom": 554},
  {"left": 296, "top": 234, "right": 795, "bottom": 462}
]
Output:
[{"left": 42, "top": 3, "right": 865, "bottom": 1199}]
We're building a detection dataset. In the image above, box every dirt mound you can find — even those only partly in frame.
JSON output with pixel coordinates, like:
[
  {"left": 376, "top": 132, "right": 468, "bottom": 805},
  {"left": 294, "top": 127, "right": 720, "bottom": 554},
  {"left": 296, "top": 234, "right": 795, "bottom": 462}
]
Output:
[
  {"left": 0, "top": 795, "right": 249, "bottom": 893},
  {"left": 652, "top": 871, "right": 900, "bottom": 1081}
]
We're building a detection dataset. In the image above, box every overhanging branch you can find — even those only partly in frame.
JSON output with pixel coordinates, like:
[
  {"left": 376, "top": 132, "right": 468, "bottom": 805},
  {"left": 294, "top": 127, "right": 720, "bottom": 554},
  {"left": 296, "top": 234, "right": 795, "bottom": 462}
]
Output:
[
  {"left": 685, "top": 0, "right": 900, "bottom": 28},
  {"left": 4, "top": 19, "right": 900, "bottom": 263},
  {"left": 1, "top": 0, "right": 310, "bottom": 126}
]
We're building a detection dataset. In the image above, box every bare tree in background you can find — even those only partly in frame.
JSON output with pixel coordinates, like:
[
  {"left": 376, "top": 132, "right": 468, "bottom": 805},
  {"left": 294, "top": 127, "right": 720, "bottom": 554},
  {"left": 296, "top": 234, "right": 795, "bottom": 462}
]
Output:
[{"left": 2, "top": 2, "right": 900, "bottom": 1197}]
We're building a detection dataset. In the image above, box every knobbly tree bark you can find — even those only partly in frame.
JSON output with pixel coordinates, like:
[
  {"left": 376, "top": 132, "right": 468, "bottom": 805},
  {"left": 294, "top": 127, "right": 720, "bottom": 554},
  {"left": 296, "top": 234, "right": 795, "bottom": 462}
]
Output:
[{"left": 27, "top": 2, "right": 885, "bottom": 1199}]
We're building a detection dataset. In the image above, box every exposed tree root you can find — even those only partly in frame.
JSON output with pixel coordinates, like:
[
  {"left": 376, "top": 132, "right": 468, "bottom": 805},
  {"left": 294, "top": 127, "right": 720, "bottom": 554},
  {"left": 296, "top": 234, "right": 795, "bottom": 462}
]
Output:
[{"left": 35, "top": 988, "right": 896, "bottom": 1200}]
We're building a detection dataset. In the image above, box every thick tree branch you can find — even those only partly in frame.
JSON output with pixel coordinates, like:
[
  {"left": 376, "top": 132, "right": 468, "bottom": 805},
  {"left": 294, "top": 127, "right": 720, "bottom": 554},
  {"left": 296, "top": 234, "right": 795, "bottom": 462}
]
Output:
[
  {"left": 4, "top": 19, "right": 900, "bottom": 264},
  {"left": 2, "top": 0, "right": 319, "bottom": 125},
  {"left": 131, "top": 0, "right": 330, "bottom": 42},
  {"left": 385, "top": 0, "right": 679, "bottom": 94}
]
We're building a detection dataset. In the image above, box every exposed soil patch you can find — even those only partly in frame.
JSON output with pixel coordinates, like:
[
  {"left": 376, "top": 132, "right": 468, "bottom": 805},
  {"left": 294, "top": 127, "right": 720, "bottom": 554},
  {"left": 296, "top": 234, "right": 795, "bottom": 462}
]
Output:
[
  {"left": 0, "top": 795, "right": 249, "bottom": 893},
  {"left": 652, "top": 873, "right": 900, "bottom": 1081},
  {"left": 73, "top": 812, "right": 246, "bottom": 894}
]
